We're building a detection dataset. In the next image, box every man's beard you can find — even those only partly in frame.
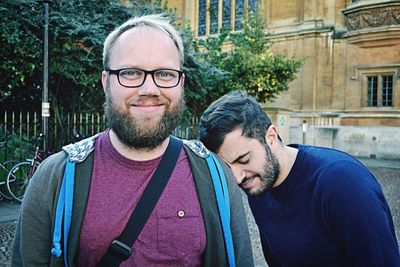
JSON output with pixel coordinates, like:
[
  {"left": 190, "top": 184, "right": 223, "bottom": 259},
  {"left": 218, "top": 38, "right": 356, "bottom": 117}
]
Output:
[
  {"left": 104, "top": 89, "right": 185, "bottom": 150},
  {"left": 243, "top": 144, "right": 280, "bottom": 197}
]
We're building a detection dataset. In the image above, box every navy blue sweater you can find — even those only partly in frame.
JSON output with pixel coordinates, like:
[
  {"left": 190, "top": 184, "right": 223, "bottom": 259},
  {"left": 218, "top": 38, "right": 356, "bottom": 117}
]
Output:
[{"left": 249, "top": 145, "right": 400, "bottom": 267}]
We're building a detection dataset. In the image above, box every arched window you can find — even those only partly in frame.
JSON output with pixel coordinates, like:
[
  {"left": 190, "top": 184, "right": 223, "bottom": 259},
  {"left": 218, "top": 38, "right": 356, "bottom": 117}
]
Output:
[
  {"left": 222, "top": 0, "right": 232, "bottom": 30},
  {"left": 249, "top": 0, "right": 258, "bottom": 13},
  {"left": 235, "top": 0, "right": 245, "bottom": 31},
  {"left": 197, "top": 0, "right": 258, "bottom": 36},
  {"left": 210, "top": 0, "right": 219, "bottom": 34},
  {"left": 198, "top": 0, "right": 207, "bottom": 36}
]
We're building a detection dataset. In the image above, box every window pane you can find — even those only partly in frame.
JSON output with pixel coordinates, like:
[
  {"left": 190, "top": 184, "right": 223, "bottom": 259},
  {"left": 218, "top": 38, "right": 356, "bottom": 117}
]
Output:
[
  {"left": 382, "top": 75, "right": 393, "bottom": 107},
  {"left": 198, "top": 0, "right": 206, "bottom": 36},
  {"left": 222, "top": 0, "right": 231, "bottom": 30},
  {"left": 235, "top": 0, "right": 245, "bottom": 30},
  {"left": 210, "top": 0, "right": 219, "bottom": 34},
  {"left": 249, "top": 0, "right": 258, "bottom": 13},
  {"left": 367, "top": 76, "right": 378, "bottom": 107}
]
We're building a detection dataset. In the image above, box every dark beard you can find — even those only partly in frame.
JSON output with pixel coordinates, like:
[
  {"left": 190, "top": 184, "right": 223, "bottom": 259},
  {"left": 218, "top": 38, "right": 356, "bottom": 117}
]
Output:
[
  {"left": 104, "top": 93, "right": 185, "bottom": 150},
  {"left": 246, "top": 144, "right": 280, "bottom": 197}
]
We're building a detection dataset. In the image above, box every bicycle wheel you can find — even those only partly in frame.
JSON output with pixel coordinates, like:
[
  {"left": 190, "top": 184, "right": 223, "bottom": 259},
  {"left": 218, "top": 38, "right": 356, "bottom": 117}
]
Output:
[
  {"left": 6, "top": 160, "right": 39, "bottom": 202},
  {"left": 0, "top": 160, "right": 19, "bottom": 200}
]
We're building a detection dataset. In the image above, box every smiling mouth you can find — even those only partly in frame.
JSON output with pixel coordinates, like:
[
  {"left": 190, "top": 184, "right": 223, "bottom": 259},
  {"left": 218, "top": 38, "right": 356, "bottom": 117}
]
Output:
[
  {"left": 133, "top": 104, "right": 162, "bottom": 108},
  {"left": 131, "top": 101, "right": 164, "bottom": 110},
  {"left": 239, "top": 176, "right": 257, "bottom": 189}
]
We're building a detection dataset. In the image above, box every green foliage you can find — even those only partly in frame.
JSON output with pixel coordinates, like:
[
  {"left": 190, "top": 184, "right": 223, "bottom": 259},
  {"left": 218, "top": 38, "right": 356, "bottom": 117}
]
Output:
[
  {"left": 0, "top": 1, "right": 42, "bottom": 110},
  {"left": 180, "top": 24, "right": 228, "bottom": 117},
  {"left": 1, "top": 2, "right": 302, "bottom": 119},
  {"left": 0, "top": 134, "right": 34, "bottom": 161},
  {"left": 196, "top": 12, "right": 303, "bottom": 105},
  {"left": 0, "top": 0, "right": 163, "bottom": 114}
]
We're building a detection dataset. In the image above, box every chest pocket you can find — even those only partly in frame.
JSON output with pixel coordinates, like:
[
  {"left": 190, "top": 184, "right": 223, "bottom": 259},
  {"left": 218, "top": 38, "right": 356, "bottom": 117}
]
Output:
[{"left": 156, "top": 208, "right": 204, "bottom": 259}]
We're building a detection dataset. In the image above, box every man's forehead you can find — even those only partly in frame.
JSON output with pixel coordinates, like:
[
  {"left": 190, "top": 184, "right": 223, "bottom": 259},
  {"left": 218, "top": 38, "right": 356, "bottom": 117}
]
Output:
[
  {"left": 118, "top": 26, "right": 169, "bottom": 42},
  {"left": 218, "top": 128, "right": 248, "bottom": 162}
]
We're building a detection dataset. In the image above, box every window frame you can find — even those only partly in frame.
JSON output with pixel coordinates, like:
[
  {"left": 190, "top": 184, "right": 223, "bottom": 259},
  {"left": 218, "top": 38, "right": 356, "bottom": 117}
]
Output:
[
  {"left": 352, "top": 64, "right": 399, "bottom": 110},
  {"left": 196, "top": 0, "right": 258, "bottom": 37},
  {"left": 361, "top": 71, "right": 396, "bottom": 108}
]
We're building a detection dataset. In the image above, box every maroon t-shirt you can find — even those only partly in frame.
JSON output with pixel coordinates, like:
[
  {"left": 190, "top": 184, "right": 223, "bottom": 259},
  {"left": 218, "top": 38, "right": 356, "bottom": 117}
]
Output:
[{"left": 77, "top": 131, "right": 206, "bottom": 266}]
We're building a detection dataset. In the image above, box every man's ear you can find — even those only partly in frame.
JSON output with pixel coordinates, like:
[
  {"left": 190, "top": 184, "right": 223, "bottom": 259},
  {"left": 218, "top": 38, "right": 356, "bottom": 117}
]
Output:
[
  {"left": 181, "top": 73, "right": 185, "bottom": 87},
  {"left": 101, "top": 71, "right": 108, "bottom": 94},
  {"left": 265, "top": 125, "right": 279, "bottom": 150}
]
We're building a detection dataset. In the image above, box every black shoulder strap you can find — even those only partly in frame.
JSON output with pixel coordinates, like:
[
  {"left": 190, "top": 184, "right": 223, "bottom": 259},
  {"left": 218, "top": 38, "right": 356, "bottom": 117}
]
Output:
[{"left": 96, "top": 136, "right": 183, "bottom": 267}]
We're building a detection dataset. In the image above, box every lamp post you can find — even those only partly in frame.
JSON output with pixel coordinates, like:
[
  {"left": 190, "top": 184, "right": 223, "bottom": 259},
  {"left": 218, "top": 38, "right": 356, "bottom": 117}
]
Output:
[{"left": 39, "top": 0, "right": 52, "bottom": 151}]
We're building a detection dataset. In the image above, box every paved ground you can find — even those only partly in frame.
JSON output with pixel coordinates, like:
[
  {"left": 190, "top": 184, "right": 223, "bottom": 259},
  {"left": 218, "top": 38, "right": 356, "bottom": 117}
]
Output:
[
  {"left": 0, "top": 201, "right": 19, "bottom": 267},
  {"left": 0, "top": 158, "right": 399, "bottom": 267}
]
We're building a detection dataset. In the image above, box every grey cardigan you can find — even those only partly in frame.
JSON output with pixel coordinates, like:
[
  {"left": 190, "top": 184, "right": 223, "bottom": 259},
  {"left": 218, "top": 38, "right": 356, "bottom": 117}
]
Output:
[{"left": 12, "top": 136, "right": 254, "bottom": 267}]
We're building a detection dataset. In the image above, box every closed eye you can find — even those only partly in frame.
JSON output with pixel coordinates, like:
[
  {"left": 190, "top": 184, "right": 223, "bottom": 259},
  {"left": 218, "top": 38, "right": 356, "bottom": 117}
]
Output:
[
  {"left": 238, "top": 159, "right": 250, "bottom": 165},
  {"left": 231, "top": 152, "right": 250, "bottom": 165}
]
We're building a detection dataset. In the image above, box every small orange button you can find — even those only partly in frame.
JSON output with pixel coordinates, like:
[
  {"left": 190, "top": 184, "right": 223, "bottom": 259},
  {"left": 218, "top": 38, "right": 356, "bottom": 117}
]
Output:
[{"left": 177, "top": 210, "right": 185, "bottom": 218}]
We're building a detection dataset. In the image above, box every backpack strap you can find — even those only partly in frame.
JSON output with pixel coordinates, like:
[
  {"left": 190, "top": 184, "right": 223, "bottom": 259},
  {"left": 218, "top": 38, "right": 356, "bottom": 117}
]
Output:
[
  {"left": 51, "top": 134, "right": 97, "bottom": 265},
  {"left": 96, "top": 136, "right": 183, "bottom": 266},
  {"left": 51, "top": 138, "right": 236, "bottom": 267},
  {"left": 206, "top": 153, "right": 236, "bottom": 267},
  {"left": 51, "top": 155, "right": 75, "bottom": 267}
]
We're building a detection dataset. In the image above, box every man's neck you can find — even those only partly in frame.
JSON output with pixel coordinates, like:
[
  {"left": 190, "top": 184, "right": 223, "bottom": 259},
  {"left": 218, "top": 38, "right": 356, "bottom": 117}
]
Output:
[
  {"left": 108, "top": 130, "right": 170, "bottom": 161},
  {"left": 274, "top": 145, "right": 298, "bottom": 187}
]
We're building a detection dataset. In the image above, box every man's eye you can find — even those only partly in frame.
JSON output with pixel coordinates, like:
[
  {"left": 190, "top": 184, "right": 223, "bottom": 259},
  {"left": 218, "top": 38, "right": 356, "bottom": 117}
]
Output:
[
  {"left": 120, "top": 69, "right": 142, "bottom": 79},
  {"left": 238, "top": 159, "right": 250, "bottom": 165},
  {"left": 156, "top": 71, "right": 176, "bottom": 79}
]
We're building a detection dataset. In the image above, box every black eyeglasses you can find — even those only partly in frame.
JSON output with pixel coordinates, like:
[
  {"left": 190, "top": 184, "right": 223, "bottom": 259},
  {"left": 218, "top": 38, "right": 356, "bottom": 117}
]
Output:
[{"left": 106, "top": 68, "right": 184, "bottom": 88}]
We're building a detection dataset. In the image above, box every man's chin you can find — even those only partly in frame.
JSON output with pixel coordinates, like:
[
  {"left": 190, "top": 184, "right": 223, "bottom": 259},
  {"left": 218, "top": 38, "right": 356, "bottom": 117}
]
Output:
[
  {"left": 135, "top": 120, "right": 163, "bottom": 134},
  {"left": 243, "top": 183, "right": 270, "bottom": 197},
  {"left": 244, "top": 188, "right": 262, "bottom": 197}
]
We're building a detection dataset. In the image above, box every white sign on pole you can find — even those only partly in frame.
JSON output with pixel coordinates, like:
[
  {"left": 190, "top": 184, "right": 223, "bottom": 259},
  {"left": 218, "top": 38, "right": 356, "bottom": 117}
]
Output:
[{"left": 42, "top": 102, "right": 50, "bottom": 117}]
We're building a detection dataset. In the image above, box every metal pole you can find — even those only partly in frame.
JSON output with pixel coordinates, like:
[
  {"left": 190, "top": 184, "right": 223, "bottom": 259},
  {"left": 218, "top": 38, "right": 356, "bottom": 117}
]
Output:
[
  {"left": 302, "top": 120, "right": 307, "bottom": 145},
  {"left": 41, "top": 1, "right": 51, "bottom": 151}
]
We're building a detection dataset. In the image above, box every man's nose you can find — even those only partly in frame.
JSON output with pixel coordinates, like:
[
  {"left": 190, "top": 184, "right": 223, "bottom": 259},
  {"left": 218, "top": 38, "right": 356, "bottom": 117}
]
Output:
[
  {"left": 231, "top": 165, "right": 246, "bottom": 185},
  {"left": 138, "top": 74, "right": 160, "bottom": 96}
]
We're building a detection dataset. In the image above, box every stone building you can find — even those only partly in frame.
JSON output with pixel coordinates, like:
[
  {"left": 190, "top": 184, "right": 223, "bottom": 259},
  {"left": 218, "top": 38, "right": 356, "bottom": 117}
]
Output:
[{"left": 166, "top": 0, "right": 400, "bottom": 160}]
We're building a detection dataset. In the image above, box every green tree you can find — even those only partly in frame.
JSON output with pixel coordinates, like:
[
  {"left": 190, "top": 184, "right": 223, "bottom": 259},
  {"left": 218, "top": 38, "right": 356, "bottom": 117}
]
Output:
[
  {"left": 0, "top": 1, "right": 42, "bottom": 111},
  {"left": 1, "top": 2, "right": 302, "bottom": 121},
  {"left": 196, "top": 12, "right": 303, "bottom": 106},
  {"left": 0, "top": 0, "right": 162, "bottom": 116},
  {"left": 180, "top": 24, "right": 228, "bottom": 118}
]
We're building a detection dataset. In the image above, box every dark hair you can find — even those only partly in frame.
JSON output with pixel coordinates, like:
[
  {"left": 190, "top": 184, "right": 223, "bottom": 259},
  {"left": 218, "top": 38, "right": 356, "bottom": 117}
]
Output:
[{"left": 199, "top": 90, "right": 274, "bottom": 152}]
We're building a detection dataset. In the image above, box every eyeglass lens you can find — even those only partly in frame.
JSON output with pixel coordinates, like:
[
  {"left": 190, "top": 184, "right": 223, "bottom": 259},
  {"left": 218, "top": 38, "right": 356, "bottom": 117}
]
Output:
[{"left": 118, "top": 69, "right": 181, "bottom": 88}]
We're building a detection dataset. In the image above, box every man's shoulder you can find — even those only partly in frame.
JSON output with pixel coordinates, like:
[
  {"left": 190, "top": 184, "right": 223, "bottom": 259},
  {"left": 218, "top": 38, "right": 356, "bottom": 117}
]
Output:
[
  {"left": 182, "top": 139, "right": 211, "bottom": 159},
  {"left": 62, "top": 133, "right": 99, "bottom": 162}
]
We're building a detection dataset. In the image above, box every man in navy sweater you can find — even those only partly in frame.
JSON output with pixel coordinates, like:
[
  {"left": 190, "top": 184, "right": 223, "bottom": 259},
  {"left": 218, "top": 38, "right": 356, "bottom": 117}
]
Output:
[{"left": 199, "top": 90, "right": 400, "bottom": 267}]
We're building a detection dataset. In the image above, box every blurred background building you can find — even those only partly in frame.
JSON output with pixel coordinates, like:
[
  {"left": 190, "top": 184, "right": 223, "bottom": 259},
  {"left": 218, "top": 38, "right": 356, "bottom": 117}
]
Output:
[{"left": 165, "top": 0, "right": 400, "bottom": 160}]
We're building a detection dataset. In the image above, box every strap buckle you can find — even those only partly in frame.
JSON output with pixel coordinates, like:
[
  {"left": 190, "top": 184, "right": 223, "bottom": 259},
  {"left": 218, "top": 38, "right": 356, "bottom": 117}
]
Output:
[{"left": 109, "top": 240, "right": 132, "bottom": 260}]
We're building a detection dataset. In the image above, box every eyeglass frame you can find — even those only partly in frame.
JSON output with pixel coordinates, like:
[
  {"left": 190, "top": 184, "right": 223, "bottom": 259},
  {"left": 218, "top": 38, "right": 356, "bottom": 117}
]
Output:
[{"left": 105, "top": 67, "right": 184, "bottom": 88}]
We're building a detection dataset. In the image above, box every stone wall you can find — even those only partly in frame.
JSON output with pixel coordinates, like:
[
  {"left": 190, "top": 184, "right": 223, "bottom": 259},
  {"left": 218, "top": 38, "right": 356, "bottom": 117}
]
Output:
[{"left": 289, "top": 125, "right": 400, "bottom": 160}]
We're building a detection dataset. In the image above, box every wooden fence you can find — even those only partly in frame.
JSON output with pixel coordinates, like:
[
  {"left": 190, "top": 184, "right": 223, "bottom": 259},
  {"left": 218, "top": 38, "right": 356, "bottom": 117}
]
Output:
[{"left": 0, "top": 111, "right": 199, "bottom": 160}]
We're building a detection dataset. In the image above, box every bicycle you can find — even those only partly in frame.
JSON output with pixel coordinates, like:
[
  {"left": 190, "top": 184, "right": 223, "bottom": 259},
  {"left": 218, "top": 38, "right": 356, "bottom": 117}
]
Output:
[
  {"left": 0, "top": 141, "right": 20, "bottom": 200},
  {"left": 6, "top": 134, "right": 49, "bottom": 202}
]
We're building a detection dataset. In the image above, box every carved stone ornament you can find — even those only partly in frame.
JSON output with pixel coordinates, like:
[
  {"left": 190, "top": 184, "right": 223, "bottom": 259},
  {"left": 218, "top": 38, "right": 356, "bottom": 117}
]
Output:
[{"left": 346, "top": 5, "right": 400, "bottom": 31}]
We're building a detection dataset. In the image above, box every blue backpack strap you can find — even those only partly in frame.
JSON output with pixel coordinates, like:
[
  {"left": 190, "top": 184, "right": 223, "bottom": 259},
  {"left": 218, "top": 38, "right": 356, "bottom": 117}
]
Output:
[
  {"left": 206, "top": 153, "right": 236, "bottom": 267},
  {"left": 51, "top": 155, "right": 75, "bottom": 267}
]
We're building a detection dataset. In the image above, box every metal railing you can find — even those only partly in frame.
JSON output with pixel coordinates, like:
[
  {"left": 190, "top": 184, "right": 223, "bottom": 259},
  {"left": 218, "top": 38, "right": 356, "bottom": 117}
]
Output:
[{"left": 1, "top": 111, "right": 199, "bottom": 160}]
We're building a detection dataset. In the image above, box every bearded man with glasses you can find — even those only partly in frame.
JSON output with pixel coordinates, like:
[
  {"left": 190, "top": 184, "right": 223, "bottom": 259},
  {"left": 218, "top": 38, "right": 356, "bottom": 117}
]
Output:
[{"left": 12, "top": 14, "right": 253, "bottom": 267}]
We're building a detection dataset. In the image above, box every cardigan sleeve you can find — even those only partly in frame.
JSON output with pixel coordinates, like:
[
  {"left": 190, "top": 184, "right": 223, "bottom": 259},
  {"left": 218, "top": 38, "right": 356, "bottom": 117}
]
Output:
[{"left": 11, "top": 152, "right": 67, "bottom": 267}]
